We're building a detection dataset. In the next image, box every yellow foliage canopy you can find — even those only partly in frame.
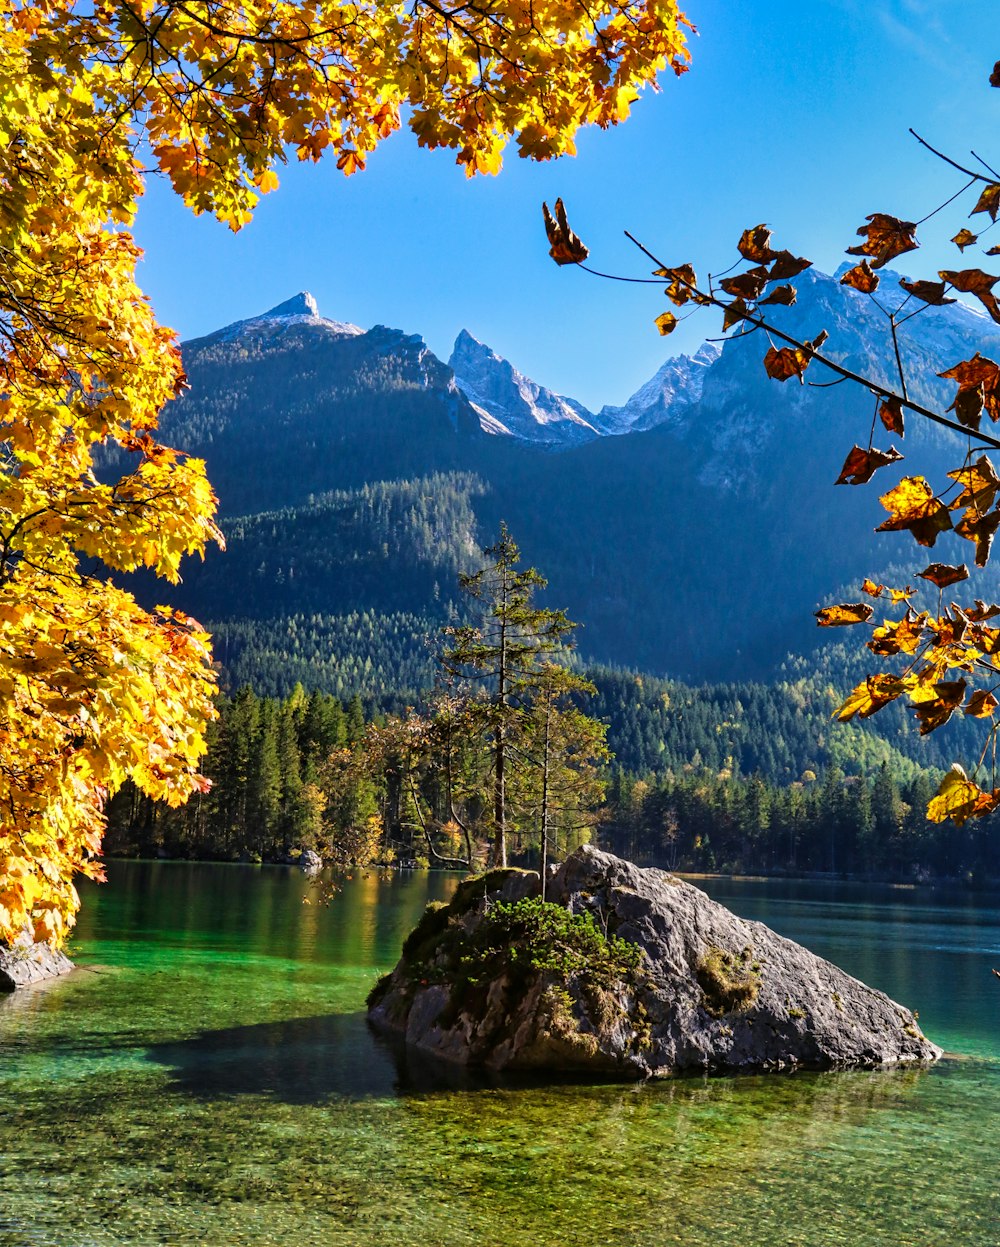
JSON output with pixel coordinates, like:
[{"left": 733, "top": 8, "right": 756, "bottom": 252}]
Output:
[{"left": 2, "top": 0, "right": 692, "bottom": 944}]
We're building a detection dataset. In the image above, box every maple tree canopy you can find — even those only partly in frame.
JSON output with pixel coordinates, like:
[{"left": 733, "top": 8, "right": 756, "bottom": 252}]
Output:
[{"left": 0, "top": 0, "right": 693, "bottom": 946}]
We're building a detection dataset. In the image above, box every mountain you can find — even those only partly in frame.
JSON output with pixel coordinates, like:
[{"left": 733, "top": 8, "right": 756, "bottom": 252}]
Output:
[
  {"left": 146, "top": 274, "right": 1000, "bottom": 717},
  {"left": 449, "top": 329, "right": 601, "bottom": 445}
]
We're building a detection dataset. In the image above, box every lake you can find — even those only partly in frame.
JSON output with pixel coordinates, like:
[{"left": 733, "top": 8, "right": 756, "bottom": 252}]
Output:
[{"left": 0, "top": 862, "right": 997, "bottom": 1246}]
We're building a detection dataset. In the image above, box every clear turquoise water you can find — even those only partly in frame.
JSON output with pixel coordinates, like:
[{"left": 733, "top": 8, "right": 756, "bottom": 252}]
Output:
[{"left": 0, "top": 863, "right": 997, "bottom": 1246}]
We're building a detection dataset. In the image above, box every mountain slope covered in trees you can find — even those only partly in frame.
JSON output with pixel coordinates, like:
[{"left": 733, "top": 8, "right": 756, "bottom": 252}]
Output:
[{"left": 140, "top": 277, "right": 1000, "bottom": 784}]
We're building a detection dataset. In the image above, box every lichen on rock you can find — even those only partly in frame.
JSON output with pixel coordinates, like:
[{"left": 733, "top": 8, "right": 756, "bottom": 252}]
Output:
[{"left": 367, "top": 845, "right": 942, "bottom": 1079}]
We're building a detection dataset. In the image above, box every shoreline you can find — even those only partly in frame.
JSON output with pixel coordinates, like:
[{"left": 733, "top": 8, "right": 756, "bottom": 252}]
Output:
[{"left": 100, "top": 854, "right": 1000, "bottom": 893}]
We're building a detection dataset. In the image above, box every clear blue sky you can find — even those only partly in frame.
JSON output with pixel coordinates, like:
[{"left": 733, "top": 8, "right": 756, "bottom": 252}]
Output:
[{"left": 134, "top": 0, "right": 1000, "bottom": 412}]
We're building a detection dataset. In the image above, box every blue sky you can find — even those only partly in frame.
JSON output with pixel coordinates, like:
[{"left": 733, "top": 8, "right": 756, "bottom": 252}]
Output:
[{"left": 134, "top": 0, "right": 1000, "bottom": 412}]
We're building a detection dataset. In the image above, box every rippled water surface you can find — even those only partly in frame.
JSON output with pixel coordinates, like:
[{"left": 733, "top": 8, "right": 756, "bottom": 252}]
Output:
[{"left": 0, "top": 863, "right": 997, "bottom": 1246}]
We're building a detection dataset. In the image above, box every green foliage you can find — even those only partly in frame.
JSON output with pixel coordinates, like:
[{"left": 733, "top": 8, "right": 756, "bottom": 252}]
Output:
[{"left": 456, "top": 897, "right": 644, "bottom": 990}]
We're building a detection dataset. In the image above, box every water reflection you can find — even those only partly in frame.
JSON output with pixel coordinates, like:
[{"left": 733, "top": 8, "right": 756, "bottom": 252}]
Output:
[{"left": 0, "top": 864, "right": 998, "bottom": 1246}]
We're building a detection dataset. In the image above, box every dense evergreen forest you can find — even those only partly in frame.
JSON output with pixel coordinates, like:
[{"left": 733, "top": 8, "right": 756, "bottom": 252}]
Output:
[{"left": 104, "top": 679, "right": 1000, "bottom": 883}]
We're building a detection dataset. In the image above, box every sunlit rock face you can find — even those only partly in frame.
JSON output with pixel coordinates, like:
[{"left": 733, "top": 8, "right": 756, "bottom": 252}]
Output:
[
  {"left": 369, "top": 845, "right": 941, "bottom": 1079},
  {"left": 0, "top": 930, "right": 74, "bottom": 990}
]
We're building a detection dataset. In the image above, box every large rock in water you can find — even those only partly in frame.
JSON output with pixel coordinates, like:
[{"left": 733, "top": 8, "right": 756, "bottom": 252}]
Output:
[
  {"left": 368, "top": 846, "right": 941, "bottom": 1078},
  {"left": 0, "top": 931, "right": 74, "bottom": 991}
]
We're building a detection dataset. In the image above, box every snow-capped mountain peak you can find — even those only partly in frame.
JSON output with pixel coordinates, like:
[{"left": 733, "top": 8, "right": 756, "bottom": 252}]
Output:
[
  {"left": 200, "top": 291, "right": 364, "bottom": 344},
  {"left": 449, "top": 329, "right": 600, "bottom": 447}
]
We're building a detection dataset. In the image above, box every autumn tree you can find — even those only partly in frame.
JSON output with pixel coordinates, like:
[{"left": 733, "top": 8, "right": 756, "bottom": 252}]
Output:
[
  {"left": 1, "top": 0, "right": 693, "bottom": 944},
  {"left": 541, "top": 57, "right": 1000, "bottom": 831}
]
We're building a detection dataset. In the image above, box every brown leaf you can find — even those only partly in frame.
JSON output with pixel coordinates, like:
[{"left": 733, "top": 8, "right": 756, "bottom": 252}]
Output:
[
  {"left": 719, "top": 266, "right": 770, "bottom": 300},
  {"left": 738, "top": 225, "right": 777, "bottom": 263},
  {"left": 899, "top": 278, "right": 955, "bottom": 306},
  {"left": 763, "top": 331, "right": 828, "bottom": 383},
  {"left": 986, "top": 246, "right": 1000, "bottom": 257},
  {"left": 952, "top": 228, "right": 979, "bottom": 251},
  {"left": 846, "top": 213, "right": 919, "bottom": 269},
  {"left": 973, "top": 183, "right": 1000, "bottom": 222},
  {"left": 939, "top": 270, "right": 1000, "bottom": 324},
  {"left": 835, "top": 444, "right": 903, "bottom": 486},
  {"left": 840, "top": 261, "right": 880, "bottom": 293},
  {"left": 965, "top": 689, "right": 999, "bottom": 718},
  {"left": 953, "top": 384, "right": 986, "bottom": 431},
  {"left": 918, "top": 562, "right": 970, "bottom": 588},
  {"left": 722, "top": 297, "right": 751, "bottom": 332},
  {"left": 654, "top": 311, "right": 678, "bottom": 336},
  {"left": 991, "top": 60, "right": 1000, "bottom": 87},
  {"left": 879, "top": 396, "right": 905, "bottom": 436},
  {"left": 655, "top": 263, "right": 699, "bottom": 307},
  {"left": 939, "top": 353, "right": 1000, "bottom": 421},
  {"left": 542, "top": 199, "right": 589, "bottom": 266},
  {"left": 764, "top": 345, "right": 808, "bottom": 382},
  {"left": 876, "top": 476, "right": 953, "bottom": 546},
  {"left": 968, "top": 600, "right": 1000, "bottom": 621},
  {"left": 814, "top": 602, "right": 874, "bottom": 627},
  {"left": 767, "top": 251, "right": 811, "bottom": 281},
  {"left": 912, "top": 679, "right": 967, "bottom": 734},
  {"left": 759, "top": 284, "right": 796, "bottom": 306},
  {"left": 955, "top": 507, "right": 1000, "bottom": 566}
]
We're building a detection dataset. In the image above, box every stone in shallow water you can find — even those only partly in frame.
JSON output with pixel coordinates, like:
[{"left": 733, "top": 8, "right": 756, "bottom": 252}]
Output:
[
  {"left": 368, "top": 845, "right": 942, "bottom": 1079},
  {"left": 0, "top": 930, "right": 74, "bottom": 991}
]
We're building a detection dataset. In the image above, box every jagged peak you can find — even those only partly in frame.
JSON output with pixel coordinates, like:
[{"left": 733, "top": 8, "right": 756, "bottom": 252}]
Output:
[
  {"left": 192, "top": 291, "right": 363, "bottom": 346},
  {"left": 264, "top": 291, "right": 320, "bottom": 319}
]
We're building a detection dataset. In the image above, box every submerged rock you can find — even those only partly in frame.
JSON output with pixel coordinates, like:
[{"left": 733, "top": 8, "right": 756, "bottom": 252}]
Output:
[
  {"left": 367, "top": 846, "right": 941, "bottom": 1078},
  {"left": 0, "top": 930, "right": 74, "bottom": 991}
]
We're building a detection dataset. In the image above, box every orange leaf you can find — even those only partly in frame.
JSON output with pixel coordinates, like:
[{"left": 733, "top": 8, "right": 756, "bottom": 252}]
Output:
[
  {"left": 912, "top": 679, "right": 967, "bottom": 734},
  {"left": 868, "top": 613, "right": 926, "bottom": 656},
  {"left": 814, "top": 603, "right": 874, "bottom": 627},
  {"left": 836, "top": 674, "right": 910, "bottom": 720},
  {"left": 952, "top": 228, "right": 979, "bottom": 251},
  {"left": 876, "top": 476, "right": 952, "bottom": 546},
  {"left": 654, "top": 311, "right": 678, "bottom": 336},
  {"left": 927, "top": 766, "right": 998, "bottom": 826},
  {"left": 965, "top": 690, "right": 999, "bottom": 718},
  {"left": 947, "top": 455, "right": 1000, "bottom": 511}
]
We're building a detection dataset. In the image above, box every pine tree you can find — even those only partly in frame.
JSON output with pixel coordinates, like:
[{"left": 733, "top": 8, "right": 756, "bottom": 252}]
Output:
[{"left": 442, "top": 524, "right": 576, "bottom": 866}]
